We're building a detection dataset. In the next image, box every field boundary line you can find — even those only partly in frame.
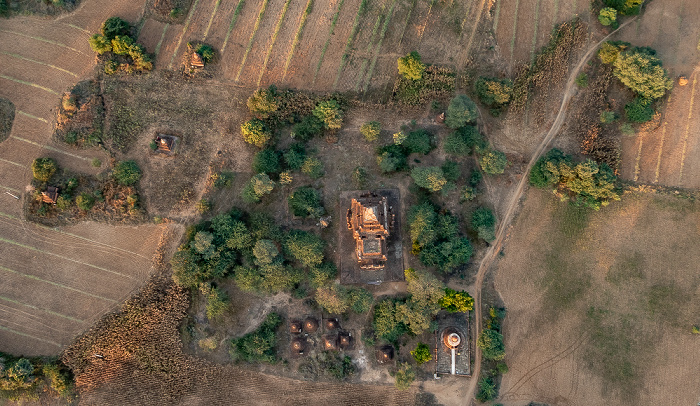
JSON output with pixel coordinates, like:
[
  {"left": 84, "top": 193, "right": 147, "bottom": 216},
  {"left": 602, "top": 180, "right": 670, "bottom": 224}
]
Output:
[
  {"left": 678, "top": 73, "right": 697, "bottom": 183},
  {"left": 654, "top": 121, "right": 668, "bottom": 183},
  {"left": 353, "top": 12, "right": 384, "bottom": 91},
  {"left": 633, "top": 134, "right": 644, "bottom": 182},
  {"left": 0, "top": 324, "right": 61, "bottom": 347},
  {"left": 203, "top": 0, "right": 223, "bottom": 40},
  {"left": 396, "top": 0, "right": 417, "bottom": 47},
  {"left": 0, "top": 30, "right": 85, "bottom": 54},
  {"left": 11, "top": 136, "right": 90, "bottom": 161},
  {"left": 416, "top": 0, "right": 436, "bottom": 46},
  {"left": 313, "top": 0, "right": 346, "bottom": 84},
  {"left": 0, "top": 158, "right": 27, "bottom": 168},
  {"left": 509, "top": 0, "right": 520, "bottom": 67},
  {"left": 0, "top": 294, "right": 84, "bottom": 323},
  {"left": 0, "top": 74, "right": 60, "bottom": 96},
  {"left": 0, "top": 236, "right": 136, "bottom": 280},
  {"left": 221, "top": 0, "right": 247, "bottom": 54},
  {"left": 332, "top": 0, "right": 368, "bottom": 89},
  {"left": 17, "top": 110, "right": 49, "bottom": 123},
  {"left": 362, "top": 0, "right": 399, "bottom": 92},
  {"left": 155, "top": 23, "right": 170, "bottom": 56},
  {"left": 0, "top": 265, "right": 116, "bottom": 302},
  {"left": 1, "top": 52, "right": 78, "bottom": 77},
  {"left": 0, "top": 185, "right": 21, "bottom": 194},
  {"left": 281, "top": 0, "right": 314, "bottom": 82},
  {"left": 63, "top": 23, "right": 91, "bottom": 34},
  {"left": 460, "top": 0, "right": 474, "bottom": 34},
  {"left": 235, "top": 0, "right": 271, "bottom": 82},
  {"left": 257, "top": 0, "right": 294, "bottom": 86},
  {"left": 492, "top": 0, "right": 501, "bottom": 32},
  {"left": 0, "top": 311, "right": 72, "bottom": 334},
  {"left": 529, "top": 0, "right": 541, "bottom": 63},
  {"left": 168, "top": 0, "right": 201, "bottom": 69},
  {"left": 460, "top": 0, "right": 487, "bottom": 67}
]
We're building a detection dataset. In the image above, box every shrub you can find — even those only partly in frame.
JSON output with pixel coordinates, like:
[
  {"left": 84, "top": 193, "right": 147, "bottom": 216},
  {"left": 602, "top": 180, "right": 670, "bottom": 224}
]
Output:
[
  {"left": 196, "top": 198, "right": 211, "bottom": 214},
  {"left": 441, "top": 160, "right": 460, "bottom": 182},
  {"left": 88, "top": 34, "right": 112, "bottom": 54},
  {"left": 360, "top": 121, "right": 381, "bottom": 142},
  {"left": 315, "top": 284, "right": 349, "bottom": 314},
  {"left": 600, "top": 110, "right": 618, "bottom": 124},
  {"left": 497, "top": 362, "right": 509, "bottom": 374},
  {"left": 598, "top": 7, "right": 618, "bottom": 26},
  {"left": 213, "top": 171, "right": 234, "bottom": 188},
  {"left": 613, "top": 48, "right": 673, "bottom": 100},
  {"left": 625, "top": 97, "right": 654, "bottom": 123},
  {"left": 101, "top": 17, "right": 131, "bottom": 39},
  {"left": 411, "top": 166, "right": 447, "bottom": 192},
  {"left": 230, "top": 312, "right": 281, "bottom": 363},
  {"left": 397, "top": 51, "right": 425, "bottom": 81},
  {"left": 301, "top": 157, "right": 324, "bottom": 179},
  {"left": 472, "top": 207, "right": 496, "bottom": 242},
  {"left": 284, "top": 229, "right": 325, "bottom": 268},
  {"left": 31, "top": 157, "right": 57, "bottom": 182},
  {"left": 291, "top": 115, "right": 324, "bottom": 141},
  {"left": 460, "top": 186, "right": 476, "bottom": 202},
  {"left": 440, "top": 288, "right": 474, "bottom": 312},
  {"left": 252, "top": 149, "right": 281, "bottom": 174},
  {"left": 283, "top": 142, "right": 307, "bottom": 170},
  {"left": 348, "top": 288, "right": 373, "bottom": 313},
  {"left": 479, "top": 150, "right": 508, "bottom": 174},
  {"left": 475, "top": 77, "right": 513, "bottom": 107},
  {"left": 113, "top": 160, "right": 141, "bottom": 185},
  {"left": 76, "top": 192, "right": 95, "bottom": 211},
  {"left": 206, "top": 286, "right": 229, "bottom": 320},
  {"left": 288, "top": 186, "right": 324, "bottom": 218},
  {"left": 242, "top": 173, "right": 275, "bottom": 203},
  {"left": 445, "top": 95, "right": 478, "bottom": 129},
  {"left": 598, "top": 41, "right": 623, "bottom": 64},
  {"left": 195, "top": 43, "right": 215, "bottom": 62},
  {"left": 241, "top": 118, "right": 272, "bottom": 148},
  {"left": 477, "top": 329, "right": 506, "bottom": 360},
  {"left": 403, "top": 129, "right": 434, "bottom": 154},
  {"left": 620, "top": 122, "right": 635, "bottom": 136},
  {"left": 476, "top": 377, "right": 497, "bottom": 402},
  {"left": 411, "top": 343, "right": 432, "bottom": 365},
  {"left": 279, "top": 171, "right": 293, "bottom": 185},
  {"left": 692, "top": 325, "right": 700, "bottom": 334},
  {"left": 247, "top": 87, "right": 278, "bottom": 118},
  {"left": 312, "top": 100, "right": 343, "bottom": 130},
  {"left": 394, "top": 362, "right": 415, "bottom": 390},
  {"left": 575, "top": 72, "right": 588, "bottom": 87},
  {"left": 352, "top": 166, "right": 368, "bottom": 188}
]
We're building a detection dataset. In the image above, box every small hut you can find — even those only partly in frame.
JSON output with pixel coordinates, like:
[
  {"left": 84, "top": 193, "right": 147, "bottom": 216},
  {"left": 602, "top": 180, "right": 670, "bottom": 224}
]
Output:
[
  {"left": 376, "top": 346, "right": 394, "bottom": 364},
  {"left": 338, "top": 332, "right": 353, "bottom": 350},
  {"left": 436, "top": 112, "right": 446, "bottom": 124},
  {"left": 190, "top": 52, "right": 205, "bottom": 69},
  {"left": 155, "top": 135, "right": 175, "bottom": 153},
  {"left": 41, "top": 186, "right": 59, "bottom": 204},
  {"left": 324, "top": 318, "right": 339, "bottom": 331},
  {"left": 322, "top": 334, "right": 338, "bottom": 351},
  {"left": 290, "top": 337, "right": 306, "bottom": 355},
  {"left": 679, "top": 76, "right": 689, "bottom": 86},
  {"left": 290, "top": 321, "right": 302, "bottom": 334},
  {"left": 303, "top": 317, "right": 318, "bottom": 334}
]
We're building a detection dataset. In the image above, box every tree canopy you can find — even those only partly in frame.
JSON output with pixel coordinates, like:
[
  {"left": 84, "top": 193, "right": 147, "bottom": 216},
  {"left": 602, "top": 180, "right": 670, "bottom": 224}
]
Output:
[
  {"left": 445, "top": 95, "right": 478, "bottom": 129},
  {"left": 31, "top": 157, "right": 57, "bottom": 182},
  {"left": 397, "top": 51, "right": 425, "bottom": 81},
  {"left": 613, "top": 48, "right": 672, "bottom": 100}
]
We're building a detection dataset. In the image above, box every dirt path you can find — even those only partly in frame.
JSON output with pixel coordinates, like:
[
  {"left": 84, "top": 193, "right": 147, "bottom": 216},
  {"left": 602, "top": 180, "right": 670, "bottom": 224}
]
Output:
[{"left": 463, "top": 18, "right": 637, "bottom": 404}]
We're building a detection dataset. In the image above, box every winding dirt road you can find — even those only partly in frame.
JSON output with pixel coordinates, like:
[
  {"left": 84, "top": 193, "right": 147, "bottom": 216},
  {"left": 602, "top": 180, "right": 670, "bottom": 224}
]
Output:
[{"left": 463, "top": 19, "right": 637, "bottom": 404}]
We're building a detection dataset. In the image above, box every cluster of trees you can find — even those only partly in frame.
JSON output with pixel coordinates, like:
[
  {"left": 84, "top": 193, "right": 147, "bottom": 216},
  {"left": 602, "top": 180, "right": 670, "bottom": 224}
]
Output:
[
  {"left": 408, "top": 202, "right": 473, "bottom": 273},
  {"left": 599, "top": 42, "right": 672, "bottom": 123},
  {"left": 376, "top": 128, "right": 435, "bottom": 174},
  {"left": 0, "top": 355, "right": 73, "bottom": 402},
  {"left": 476, "top": 307, "right": 508, "bottom": 402},
  {"left": 530, "top": 149, "right": 621, "bottom": 210},
  {"left": 602, "top": 0, "right": 644, "bottom": 16},
  {"left": 229, "top": 313, "right": 281, "bottom": 363},
  {"left": 314, "top": 284, "right": 373, "bottom": 314},
  {"left": 475, "top": 77, "right": 513, "bottom": 115},
  {"left": 372, "top": 269, "right": 473, "bottom": 344},
  {"left": 88, "top": 17, "right": 153, "bottom": 73},
  {"left": 394, "top": 52, "right": 456, "bottom": 105}
]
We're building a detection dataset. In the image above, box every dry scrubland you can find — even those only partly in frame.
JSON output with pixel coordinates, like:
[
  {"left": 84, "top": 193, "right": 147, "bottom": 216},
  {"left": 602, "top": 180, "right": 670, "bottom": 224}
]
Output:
[{"left": 495, "top": 188, "right": 700, "bottom": 405}]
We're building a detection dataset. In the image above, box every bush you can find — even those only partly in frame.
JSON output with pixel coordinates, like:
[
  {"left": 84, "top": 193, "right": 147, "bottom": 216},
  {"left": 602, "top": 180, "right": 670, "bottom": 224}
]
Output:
[
  {"left": 598, "top": 41, "right": 623, "bottom": 64},
  {"left": 460, "top": 186, "right": 476, "bottom": 202},
  {"left": 291, "top": 115, "right": 324, "bottom": 141},
  {"left": 76, "top": 192, "right": 95, "bottom": 211},
  {"left": 613, "top": 48, "right": 673, "bottom": 100},
  {"left": 195, "top": 43, "right": 215, "bottom": 62},
  {"left": 598, "top": 7, "right": 618, "bottom": 26},
  {"left": 441, "top": 160, "right": 460, "bottom": 182},
  {"left": 394, "top": 362, "right": 415, "bottom": 390},
  {"left": 113, "top": 160, "right": 141, "bottom": 185},
  {"left": 196, "top": 198, "right": 211, "bottom": 214},
  {"left": 348, "top": 288, "right": 373, "bottom": 313},
  {"left": 315, "top": 284, "right": 349, "bottom": 314},
  {"left": 575, "top": 72, "right": 588, "bottom": 87},
  {"left": 376, "top": 144, "right": 407, "bottom": 173},
  {"left": 411, "top": 343, "right": 432, "bottom": 365},
  {"left": 213, "top": 171, "right": 234, "bottom": 188},
  {"left": 31, "top": 157, "right": 57, "bottom": 182},
  {"left": 477, "top": 329, "right": 506, "bottom": 360},
  {"left": 206, "top": 286, "right": 229, "bottom": 320},
  {"left": 625, "top": 97, "right": 655, "bottom": 123},
  {"left": 475, "top": 77, "right": 513, "bottom": 108},
  {"left": 101, "top": 17, "right": 131, "bottom": 39},
  {"left": 403, "top": 129, "right": 434, "bottom": 154},
  {"left": 242, "top": 173, "right": 275, "bottom": 203},
  {"left": 352, "top": 166, "right": 368, "bottom": 188},
  {"left": 440, "top": 288, "right": 474, "bottom": 312},
  {"left": 284, "top": 229, "right": 325, "bottom": 268},
  {"left": 476, "top": 377, "right": 497, "bottom": 402},
  {"left": 88, "top": 34, "right": 112, "bottom": 54},
  {"left": 252, "top": 149, "right": 281, "bottom": 174},
  {"left": 230, "top": 313, "right": 281, "bottom": 363},
  {"left": 472, "top": 207, "right": 496, "bottom": 242},
  {"left": 288, "top": 186, "right": 324, "bottom": 218},
  {"left": 497, "top": 362, "right": 509, "bottom": 374},
  {"left": 360, "top": 121, "right": 381, "bottom": 142},
  {"left": 445, "top": 95, "right": 478, "bottom": 129},
  {"left": 479, "top": 150, "right": 508, "bottom": 174},
  {"left": 283, "top": 142, "right": 307, "bottom": 170},
  {"left": 600, "top": 110, "right": 618, "bottom": 124},
  {"left": 411, "top": 166, "right": 447, "bottom": 192},
  {"left": 241, "top": 118, "right": 272, "bottom": 148},
  {"left": 397, "top": 51, "right": 425, "bottom": 81},
  {"left": 312, "top": 100, "right": 343, "bottom": 130},
  {"left": 247, "top": 87, "right": 279, "bottom": 118},
  {"left": 301, "top": 157, "right": 324, "bottom": 179}
]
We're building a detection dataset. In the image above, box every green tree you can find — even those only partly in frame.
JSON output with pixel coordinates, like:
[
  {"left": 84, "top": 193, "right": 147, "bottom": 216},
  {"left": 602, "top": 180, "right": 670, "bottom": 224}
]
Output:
[
  {"left": 394, "top": 362, "right": 415, "bottom": 390},
  {"left": 348, "top": 288, "right": 373, "bottom": 313},
  {"left": 598, "top": 7, "right": 618, "bottom": 26},
  {"left": 625, "top": 97, "right": 655, "bottom": 123},
  {"left": 88, "top": 34, "right": 112, "bottom": 54},
  {"left": 312, "top": 100, "right": 343, "bottom": 130},
  {"left": 195, "top": 43, "right": 215, "bottom": 62},
  {"left": 598, "top": 41, "right": 623, "bottom": 64},
  {"left": 397, "top": 51, "right": 425, "bottom": 81},
  {"left": 445, "top": 95, "right": 478, "bottom": 129},
  {"left": 31, "top": 157, "right": 57, "bottom": 182},
  {"left": 110, "top": 35, "right": 134, "bottom": 55},
  {"left": 283, "top": 142, "right": 307, "bottom": 170},
  {"left": 408, "top": 203, "right": 438, "bottom": 247},
  {"left": 472, "top": 207, "right": 496, "bottom": 242},
  {"left": 613, "top": 48, "right": 673, "bottom": 99},
  {"left": 101, "top": 17, "right": 131, "bottom": 39},
  {"left": 477, "top": 329, "right": 506, "bottom": 361},
  {"left": 242, "top": 173, "right": 275, "bottom": 203},
  {"left": 439, "top": 288, "right": 474, "bottom": 312},
  {"left": 253, "top": 239, "right": 279, "bottom": 265},
  {"left": 411, "top": 342, "right": 432, "bottom": 365},
  {"left": 475, "top": 77, "right": 513, "bottom": 107},
  {"left": 301, "top": 157, "right": 324, "bottom": 179},
  {"left": 360, "top": 121, "right": 381, "bottom": 142},
  {"left": 241, "top": 118, "right": 272, "bottom": 148},
  {"left": 0, "top": 358, "right": 36, "bottom": 391},
  {"left": 376, "top": 145, "right": 406, "bottom": 173},
  {"left": 309, "top": 262, "right": 337, "bottom": 288},
  {"left": 411, "top": 166, "right": 447, "bottom": 192},
  {"left": 288, "top": 186, "right": 324, "bottom": 218},
  {"left": 252, "top": 149, "right": 281, "bottom": 174},
  {"left": 113, "top": 160, "right": 141, "bottom": 186},
  {"left": 206, "top": 286, "right": 229, "bottom": 320},
  {"left": 315, "top": 284, "right": 349, "bottom": 314},
  {"left": 476, "top": 377, "right": 498, "bottom": 402},
  {"left": 247, "top": 87, "right": 279, "bottom": 118},
  {"left": 284, "top": 229, "right": 324, "bottom": 268},
  {"left": 479, "top": 150, "right": 508, "bottom": 174},
  {"left": 291, "top": 115, "right": 324, "bottom": 140},
  {"left": 76, "top": 192, "right": 95, "bottom": 211},
  {"left": 230, "top": 313, "right": 281, "bottom": 363},
  {"left": 403, "top": 129, "right": 434, "bottom": 155},
  {"left": 373, "top": 299, "right": 406, "bottom": 342}
]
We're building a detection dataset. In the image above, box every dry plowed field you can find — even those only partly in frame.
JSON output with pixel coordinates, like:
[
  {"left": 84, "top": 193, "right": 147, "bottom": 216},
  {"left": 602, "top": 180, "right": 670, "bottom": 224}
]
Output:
[{"left": 617, "top": 0, "right": 700, "bottom": 189}]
